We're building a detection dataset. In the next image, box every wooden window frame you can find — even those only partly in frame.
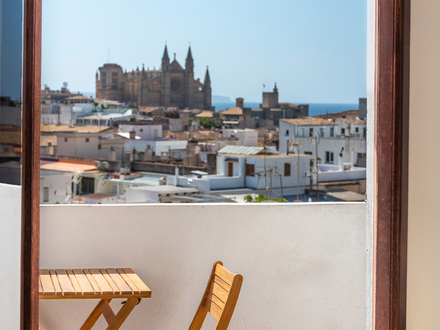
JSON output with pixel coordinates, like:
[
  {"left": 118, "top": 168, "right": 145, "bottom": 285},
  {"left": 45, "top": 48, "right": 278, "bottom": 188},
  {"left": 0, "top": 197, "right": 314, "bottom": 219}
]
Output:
[
  {"left": 246, "top": 163, "right": 255, "bottom": 177},
  {"left": 284, "top": 163, "right": 291, "bottom": 177},
  {"left": 20, "top": 0, "right": 410, "bottom": 329}
]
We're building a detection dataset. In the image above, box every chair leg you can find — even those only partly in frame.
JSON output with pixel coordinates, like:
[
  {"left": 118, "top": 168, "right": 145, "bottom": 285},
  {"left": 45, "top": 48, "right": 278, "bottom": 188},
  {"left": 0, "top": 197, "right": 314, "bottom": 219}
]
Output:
[
  {"left": 80, "top": 299, "right": 112, "bottom": 330},
  {"left": 106, "top": 298, "right": 139, "bottom": 330}
]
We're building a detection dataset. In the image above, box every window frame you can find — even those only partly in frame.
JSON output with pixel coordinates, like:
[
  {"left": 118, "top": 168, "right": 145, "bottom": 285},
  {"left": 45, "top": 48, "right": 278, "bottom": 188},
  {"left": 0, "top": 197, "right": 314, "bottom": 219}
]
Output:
[
  {"left": 245, "top": 163, "right": 255, "bottom": 177},
  {"left": 20, "top": 0, "right": 411, "bottom": 329},
  {"left": 284, "top": 163, "right": 291, "bottom": 177}
]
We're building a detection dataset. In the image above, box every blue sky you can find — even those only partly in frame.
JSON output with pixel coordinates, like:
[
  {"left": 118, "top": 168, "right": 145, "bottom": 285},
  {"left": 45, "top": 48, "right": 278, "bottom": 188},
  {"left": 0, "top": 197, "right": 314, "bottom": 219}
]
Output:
[{"left": 42, "top": 0, "right": 367, "bottom": 103}]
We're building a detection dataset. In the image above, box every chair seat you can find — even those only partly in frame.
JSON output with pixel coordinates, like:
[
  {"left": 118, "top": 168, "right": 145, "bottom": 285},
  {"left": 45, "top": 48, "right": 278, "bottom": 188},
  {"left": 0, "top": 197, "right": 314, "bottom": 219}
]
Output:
[{"left": 39, "top": 268, "right": 151, "bottom": 299}]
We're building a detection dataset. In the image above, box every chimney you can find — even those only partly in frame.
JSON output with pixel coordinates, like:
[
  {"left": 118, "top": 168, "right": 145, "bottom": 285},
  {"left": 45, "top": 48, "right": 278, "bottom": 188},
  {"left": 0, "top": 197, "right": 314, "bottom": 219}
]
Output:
[{"left": 129, "top": 130, "right": 136, "bottom": 140}]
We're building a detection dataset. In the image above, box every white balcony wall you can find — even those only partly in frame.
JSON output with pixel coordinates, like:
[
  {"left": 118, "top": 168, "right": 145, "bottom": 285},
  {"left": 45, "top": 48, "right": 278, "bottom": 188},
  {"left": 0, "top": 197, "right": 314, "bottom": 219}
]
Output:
[
  {"left": 0, "top": 184, "right": 21, "bottom": 329},
  {"left": 40, "top": 203, "right": 366, "bottom": 330}
]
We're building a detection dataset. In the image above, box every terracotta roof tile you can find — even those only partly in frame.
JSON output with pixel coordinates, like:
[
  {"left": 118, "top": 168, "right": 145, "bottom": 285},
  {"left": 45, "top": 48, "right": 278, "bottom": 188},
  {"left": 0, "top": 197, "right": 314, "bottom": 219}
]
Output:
[
  {"left": 281, "top": 118, "right": 337, "bottom": 126},
  {"left": 222, "top": 107, "right": 243, "bottom": 115},
  {"left": 195, "top": 111, "right": 213, "bottom": 118}
]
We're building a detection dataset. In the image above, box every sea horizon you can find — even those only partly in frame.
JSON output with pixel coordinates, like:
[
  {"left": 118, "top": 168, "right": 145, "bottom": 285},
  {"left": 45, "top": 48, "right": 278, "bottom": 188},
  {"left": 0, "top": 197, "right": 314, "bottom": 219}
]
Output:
[{"left": 213, "top": 101, "right": 360, "bottom": 117}]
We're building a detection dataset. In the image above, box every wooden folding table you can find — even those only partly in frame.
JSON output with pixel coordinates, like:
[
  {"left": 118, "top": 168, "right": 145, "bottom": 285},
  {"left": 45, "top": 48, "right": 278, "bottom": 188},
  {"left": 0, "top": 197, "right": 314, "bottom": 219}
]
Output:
[{"left": 39, "top": 268, "right": 151, "bottom": 330}]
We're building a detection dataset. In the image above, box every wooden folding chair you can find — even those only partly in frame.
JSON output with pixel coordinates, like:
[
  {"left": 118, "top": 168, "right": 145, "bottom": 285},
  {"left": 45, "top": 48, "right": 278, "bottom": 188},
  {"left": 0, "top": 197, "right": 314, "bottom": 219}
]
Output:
[{"left": 189, "top": 261, "right": 243, "bottom": 330}]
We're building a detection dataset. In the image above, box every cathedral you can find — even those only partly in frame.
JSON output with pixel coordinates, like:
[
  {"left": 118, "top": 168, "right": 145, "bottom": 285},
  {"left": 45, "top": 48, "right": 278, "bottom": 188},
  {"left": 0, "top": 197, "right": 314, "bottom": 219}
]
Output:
[{"left": 95, "top": 45, "right": 212, "bottom": 110}]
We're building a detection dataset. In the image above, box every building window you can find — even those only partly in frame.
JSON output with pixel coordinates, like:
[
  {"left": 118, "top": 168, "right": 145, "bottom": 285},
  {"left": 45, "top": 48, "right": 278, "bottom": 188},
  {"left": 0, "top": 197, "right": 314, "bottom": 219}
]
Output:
[
  {"left": 43, "top": 187, "right": 49, "bottom": 203},
  {"left": 64, "top": 138, "right": 68, "bottom": 142},
  {"left": 330, "top": 127, "right": 334, "bottom": 137},
  {"left": 285, "top": 129, "right": 289, "bottom": 136},
  {"left": 325, "top": 151, "right": 334, "bottom": 163},
  {"left": 98, "top": 144, "right": 101, "bottom": 150},
  {"left": 112, "top": 184, "right": 117, "bottom": 195},
  {"left": 341, "top": 128, "right": 346, "bottom": 135},
  {"left": 81, "top": 177, "right": 95, "bottom": 194},
  {"left": 284, "top": 163, "right": 291, "bottom": 177},
  {"left": 246, "top": 164, "right": 255, "bottom": 176},
  {"left": 309, "top": 128, "right": 313, "bottom": 137},
  {"left": 86, "top": 138, "right": 90, "bottom": 143},
  {"left": 355, "top": 127, "right": 359, "bottom": 133},
  {"left": 320, "top": 127, "right": 325, "bottom": 137},
  {"left": 140, "top": 129, "right": 143, "bottom": 132},
  {"left": 305, "top": 151, "right": 312, "bottom": 155}
]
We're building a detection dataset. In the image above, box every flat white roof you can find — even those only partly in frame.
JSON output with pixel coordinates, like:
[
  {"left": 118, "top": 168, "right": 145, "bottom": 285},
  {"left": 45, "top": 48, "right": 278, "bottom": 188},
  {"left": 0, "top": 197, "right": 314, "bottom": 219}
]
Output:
[{"left": 128, "top": 185, "right": 200, "bottom": 194}]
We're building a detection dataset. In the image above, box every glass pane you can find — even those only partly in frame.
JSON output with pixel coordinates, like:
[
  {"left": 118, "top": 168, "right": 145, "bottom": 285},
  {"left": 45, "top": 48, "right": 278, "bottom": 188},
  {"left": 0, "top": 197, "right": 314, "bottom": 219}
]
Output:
[
  {"left": 41, "top": 0, "right": 366, "bottom": 204},
  {"left": 0, "top": 0, "right": 23, "bottom": 185}
]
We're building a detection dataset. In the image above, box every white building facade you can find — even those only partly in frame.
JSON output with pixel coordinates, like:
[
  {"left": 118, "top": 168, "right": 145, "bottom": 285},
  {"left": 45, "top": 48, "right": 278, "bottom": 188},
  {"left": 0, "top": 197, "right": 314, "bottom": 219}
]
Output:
[
  {"left": 119, "top": 124, "right": 162, "bottom": 141},
  {"left": 279, "top": 118, "right": 367, "bottom": 167},
  {"left": 56, "top": 133, "right": 126, "bottom": 161},
  {"left": 222, "top": 129, "right": 258, "bottom": 147}
]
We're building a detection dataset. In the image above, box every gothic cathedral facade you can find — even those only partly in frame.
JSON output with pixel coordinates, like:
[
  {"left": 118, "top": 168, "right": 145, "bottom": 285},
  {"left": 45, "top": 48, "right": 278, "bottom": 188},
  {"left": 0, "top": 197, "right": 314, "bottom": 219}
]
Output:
[{"left": 96, "top": 46, "right": 212, "bottom": 110}]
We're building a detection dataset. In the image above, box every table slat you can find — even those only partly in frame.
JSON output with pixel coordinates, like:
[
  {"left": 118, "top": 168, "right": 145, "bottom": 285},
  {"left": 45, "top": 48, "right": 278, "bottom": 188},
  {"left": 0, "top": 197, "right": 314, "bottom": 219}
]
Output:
[
  {"left": 40, "top": 270, "right": 55, "bottom": 296},
  {"left": 49, "top": 269, "right": 63, "bottom": 296},
  {"left": 67, "top": 270, "right": 83, "bottom": 296},
  {"left": 121, "top": 268, "right": 151, "bottom": 294},
  {"left": 73, "top": 269, "right": 95, "bottom": 296},
  {"left": 39, "top": 277, "right": 43, "bottom": 294},
  {"left": 99, "top": 269, "right": 119, "bottom": 294},
  {"left": 116, "top": 268, "right": 140, "bottom": 294},
  {"left": 89, "top": 269, "right": 113, "bottom": 295},
  {"left": 106, "top": 269, "right": 133, "bottom": 295},
  {"left": 84, "top": 269, "right": 101, "bottom": 295},
  {"left": 55, "top": 269, "right": 75, "bottom": 296}
]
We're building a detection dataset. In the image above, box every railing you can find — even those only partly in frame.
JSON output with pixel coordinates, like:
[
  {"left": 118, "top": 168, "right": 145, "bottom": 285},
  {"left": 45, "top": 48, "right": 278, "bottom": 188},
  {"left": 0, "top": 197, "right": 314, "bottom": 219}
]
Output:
[{"left": 38, "top": 202, "right": 367, "bottom": 329}]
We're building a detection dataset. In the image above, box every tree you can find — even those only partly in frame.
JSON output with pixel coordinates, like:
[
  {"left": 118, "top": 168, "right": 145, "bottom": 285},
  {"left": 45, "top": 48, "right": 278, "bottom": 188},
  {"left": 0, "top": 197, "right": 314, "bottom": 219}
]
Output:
[
  {"left": 244, "top": 193, "right": 288, "bottom": 203},
  {"left": 190, "top": 117, "right": 222, "bottom": 129}
]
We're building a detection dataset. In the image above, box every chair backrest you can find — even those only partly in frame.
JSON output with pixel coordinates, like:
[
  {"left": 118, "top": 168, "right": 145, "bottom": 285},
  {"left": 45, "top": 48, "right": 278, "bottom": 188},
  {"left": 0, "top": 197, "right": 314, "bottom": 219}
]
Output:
[{"left": 189, "top": 261, "right": 243, "bottom": 330}]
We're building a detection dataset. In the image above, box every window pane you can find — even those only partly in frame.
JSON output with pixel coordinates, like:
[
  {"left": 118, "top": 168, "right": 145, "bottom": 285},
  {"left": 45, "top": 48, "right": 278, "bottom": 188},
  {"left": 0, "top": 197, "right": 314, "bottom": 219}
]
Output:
[
  {"left": 41, "top": 0, "right": 366, "bottom": 204},
  {"left": 0, "top": 0, "right": 22, "bottom": 185}
]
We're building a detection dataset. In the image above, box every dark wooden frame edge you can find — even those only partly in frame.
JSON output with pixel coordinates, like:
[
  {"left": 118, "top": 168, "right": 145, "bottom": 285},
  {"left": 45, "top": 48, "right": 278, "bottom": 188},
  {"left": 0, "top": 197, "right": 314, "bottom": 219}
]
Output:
[
  {"left": 21, "top": 0, "right": 42, "bottom": 329},
  {"left": 374, "top": 0, "right": 410, "bottom": 329}
]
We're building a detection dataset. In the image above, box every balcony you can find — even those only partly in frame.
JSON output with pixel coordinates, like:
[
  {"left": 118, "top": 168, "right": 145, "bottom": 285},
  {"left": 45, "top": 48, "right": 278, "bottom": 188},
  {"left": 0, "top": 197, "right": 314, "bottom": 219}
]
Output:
[{"left": 1, "top": 184, "right": 368, "bottom": 329}]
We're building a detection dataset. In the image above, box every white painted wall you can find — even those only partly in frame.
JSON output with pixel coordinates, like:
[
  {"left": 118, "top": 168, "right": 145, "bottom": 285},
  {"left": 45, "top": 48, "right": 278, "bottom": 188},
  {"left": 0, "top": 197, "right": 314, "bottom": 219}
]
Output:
[
  {"left": 281, "top": 136, "right": 366, "bottom": 166},
  {"left": 0, "top": 184, "right": 21, "bottom": 329},
  {"left": 211, "top": 154, "right": 314, "bottom": 195},
  {"left": 280, "top": 120, "right": 337, "bottom": 140},
  {"left": 222, "top": 129, "right": 258, "bottom": 146},
  {"left": 59, "top": 106, "right": 74, "bottom": 125},
  {"left": 40, "top": 203, "right": 366, "bottom": 330},
  {"left": 57, "top": 135, "right": 125, "bottom": 161},
  {"left": 119, "top": 124, "right": 162, "bottom": 141},
  {"left": 125, "top": 140, "right": 188, "bottom": 155},
  {"left": 40, "top": 172, "right": 72, "bottom": 204},
  {"left": 407, "top": 1, "right": 440, "bottom": 328}
]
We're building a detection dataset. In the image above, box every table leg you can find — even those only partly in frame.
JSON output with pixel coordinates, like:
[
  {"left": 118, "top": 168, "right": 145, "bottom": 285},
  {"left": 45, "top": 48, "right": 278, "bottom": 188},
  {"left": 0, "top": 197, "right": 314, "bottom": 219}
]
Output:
[
  {"left": 80, "top": 299, "right": 112, "bottom": 330},
  {"left": 106, "top": 298, "right": 139, "bottom": 330}
]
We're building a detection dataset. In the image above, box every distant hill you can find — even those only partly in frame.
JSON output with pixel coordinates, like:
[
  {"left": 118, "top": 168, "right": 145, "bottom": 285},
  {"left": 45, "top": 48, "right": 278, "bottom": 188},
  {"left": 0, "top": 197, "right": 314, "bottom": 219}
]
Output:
[{"left": 212, "top": 95, "right": 232, "bottom": 103}]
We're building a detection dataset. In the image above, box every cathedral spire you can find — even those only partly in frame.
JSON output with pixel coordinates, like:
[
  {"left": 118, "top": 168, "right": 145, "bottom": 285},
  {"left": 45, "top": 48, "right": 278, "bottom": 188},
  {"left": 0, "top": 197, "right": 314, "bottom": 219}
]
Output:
[
  {"left": 204, "top": 66, "right": 211, "bottom": 85},
  {"left": 162, "top": 44, "right": 170, "bottom": 72},
  {"left": 186, "top": 45, "right": 193, "bottom": 60},
  {"left": 162, "top": 44, "right": 169, "bottom": 60},
  {"left": 186, "top": 45, "right": 194, "bottom": 72}
]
